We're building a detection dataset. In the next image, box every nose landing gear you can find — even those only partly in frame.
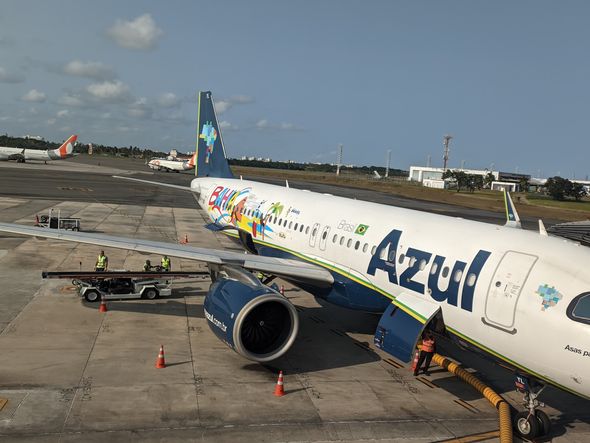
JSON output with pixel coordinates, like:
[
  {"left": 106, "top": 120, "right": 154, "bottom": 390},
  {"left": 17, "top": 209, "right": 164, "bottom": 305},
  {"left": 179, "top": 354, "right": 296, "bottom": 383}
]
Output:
[{"left": 513, "top": 374, "right": 551, "bottom": 439}]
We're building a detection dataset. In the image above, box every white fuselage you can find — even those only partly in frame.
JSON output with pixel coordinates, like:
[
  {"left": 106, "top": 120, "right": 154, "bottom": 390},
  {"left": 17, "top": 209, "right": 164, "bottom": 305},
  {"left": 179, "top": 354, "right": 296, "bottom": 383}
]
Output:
[
  {"left": 192, "top": 176, "right": 590, "bottom": 400},
  {"left": 0, "top": 146, "right": 57, "bottom": 161},
  {"left": 148, "top": 158, "right": 192, "bottom": 172}
]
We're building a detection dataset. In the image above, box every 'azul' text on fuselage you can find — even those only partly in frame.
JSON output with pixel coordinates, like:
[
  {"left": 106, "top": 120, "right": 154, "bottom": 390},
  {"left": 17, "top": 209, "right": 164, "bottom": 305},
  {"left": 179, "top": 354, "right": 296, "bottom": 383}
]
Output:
[{"left": 367, "top": 229, "right": 491, "bottom": 311}]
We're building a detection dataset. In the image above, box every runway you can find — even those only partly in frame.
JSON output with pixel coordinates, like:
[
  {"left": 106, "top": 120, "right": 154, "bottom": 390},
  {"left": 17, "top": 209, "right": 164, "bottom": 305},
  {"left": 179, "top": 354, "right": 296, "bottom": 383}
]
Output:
[{"left": 0, "top": 159, "right": 588, "bottom": 442}]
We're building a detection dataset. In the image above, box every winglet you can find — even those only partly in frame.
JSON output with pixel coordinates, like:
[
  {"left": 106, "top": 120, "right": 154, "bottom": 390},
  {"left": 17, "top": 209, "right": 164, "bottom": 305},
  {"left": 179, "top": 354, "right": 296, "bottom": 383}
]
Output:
[
  {"left": 539, "top": 219, "right": 548, "bottom": 236},
  {"left": 504, "top": 190, "right": 522, "bottom": 228}
]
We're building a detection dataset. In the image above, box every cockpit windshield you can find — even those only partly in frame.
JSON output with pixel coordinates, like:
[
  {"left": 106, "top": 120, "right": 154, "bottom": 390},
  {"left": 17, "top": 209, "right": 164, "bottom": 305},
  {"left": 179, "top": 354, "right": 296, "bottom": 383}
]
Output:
[{"left": 567, "top": 292, "right": 590, "bottom": 325}]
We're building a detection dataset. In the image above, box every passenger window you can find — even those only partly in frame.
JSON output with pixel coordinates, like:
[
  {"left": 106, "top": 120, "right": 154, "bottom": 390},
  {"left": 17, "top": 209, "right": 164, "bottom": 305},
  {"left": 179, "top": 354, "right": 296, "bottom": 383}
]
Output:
[
  {"left": 409, "top": 257, "right": 416, "bottom": 267},
  {"left": 312, "top": 227, "right": 317, "bottom": 236},
  {"left": 362, "top": 243, "right": 368, "bottom": 253},
  {"left": 380, "top": 247, "right": 387, "bottom": 259},
  {"left": 388, "top": 250, "right": 395, "bottom": 261},
  {"left": 430, "top": 263, "right": 438, "bottom": 274},
  {"left": 466, "top": 273, "right": 476, "bottom": 286},
  {"left": 371, "top": 245, "right": 376, "bottom": 255},
  {"left": 354, "top": 240, "right": 360, "bottom": 250},
  {"left": 441, "top": 266, "right": 449, "bottom": 278},
  {"left": 294, "top": 223, "right": 298, "bottom": 231},
  {"left": 340, "top": 236, "right": 345, "bottom": 246},
  {"left": 453, "top": 269, "right": 463, "bottom": 283},
  {"left": 300, "top": 225, "right": 304, "bottom": 232},
  {"left": 419, "top": 259, "right": 427, "bottom": 271},
  {"left": 398, "top": 253, "right": 405, "bottom": 264},
  {"left": 278, "top": 218, "right": 282, "bottom": 225},
  {"left": 305, "top": 226, "right": 310, "bottom": 234},
  {"left": 568, "top": 293, "right": 590, "bottom": 324},
  {"left": 289, "top": 221, "right": 293, "bottom": 229},
  {"left": 347, "top": 238, "right": 352, "bottom": 248},
  {"left": 322, "top": 231, "right": 327, "bottom": 240},
  {"left": 332, "top": 234, "right": 338, "bottom": 243}
]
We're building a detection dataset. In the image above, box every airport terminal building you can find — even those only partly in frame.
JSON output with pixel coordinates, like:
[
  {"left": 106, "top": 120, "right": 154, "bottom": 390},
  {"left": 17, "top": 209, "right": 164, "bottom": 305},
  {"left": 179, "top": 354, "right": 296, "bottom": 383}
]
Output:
[{"left": 408, "top": 166, "right": 532, "bottom": 191}]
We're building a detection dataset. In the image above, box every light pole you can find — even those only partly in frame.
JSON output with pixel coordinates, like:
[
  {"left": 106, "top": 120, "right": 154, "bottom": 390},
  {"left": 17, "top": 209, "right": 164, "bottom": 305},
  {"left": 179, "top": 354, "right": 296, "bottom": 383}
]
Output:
[
  {"left": 443, "top": 134, "right": 452, "bottom": 171},
  {"left": 385, "top": 149, "right": 391, "bottom": 178}
]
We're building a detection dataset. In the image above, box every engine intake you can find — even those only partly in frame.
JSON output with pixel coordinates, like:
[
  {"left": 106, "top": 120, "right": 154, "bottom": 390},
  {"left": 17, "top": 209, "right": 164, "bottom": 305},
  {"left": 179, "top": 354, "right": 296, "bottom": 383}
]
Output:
[{"left": 204, "top": 277, "right": 299, "bottom": 362}]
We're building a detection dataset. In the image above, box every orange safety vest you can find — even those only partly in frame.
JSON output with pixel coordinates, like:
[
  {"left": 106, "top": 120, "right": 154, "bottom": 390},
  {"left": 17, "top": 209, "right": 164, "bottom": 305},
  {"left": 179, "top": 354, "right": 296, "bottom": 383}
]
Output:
[{"left": 421, "top": 338, "right": 435, "bottom": 353}]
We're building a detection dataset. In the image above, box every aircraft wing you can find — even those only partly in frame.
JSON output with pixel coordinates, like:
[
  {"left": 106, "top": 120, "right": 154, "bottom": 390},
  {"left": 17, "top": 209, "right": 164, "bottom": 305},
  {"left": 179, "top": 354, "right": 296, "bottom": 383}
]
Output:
[
  {"left": 0, "top": 222, "right": 334, "bottom": 285},
  {"left": 112, "top": 175, "right": 196, "bottom": 192}
]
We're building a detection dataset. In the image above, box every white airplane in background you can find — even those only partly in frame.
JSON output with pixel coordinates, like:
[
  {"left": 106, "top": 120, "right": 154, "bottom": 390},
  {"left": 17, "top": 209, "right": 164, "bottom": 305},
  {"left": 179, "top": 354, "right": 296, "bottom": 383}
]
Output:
[
  {"left": 147, "top": 152, "right": 196, "bottom": 172},
  {"left": 0, "top": 135, "right": 77, "bottom": 162},
  {"left": 0, "top": 92, "right": 588, "bottom": 439}
]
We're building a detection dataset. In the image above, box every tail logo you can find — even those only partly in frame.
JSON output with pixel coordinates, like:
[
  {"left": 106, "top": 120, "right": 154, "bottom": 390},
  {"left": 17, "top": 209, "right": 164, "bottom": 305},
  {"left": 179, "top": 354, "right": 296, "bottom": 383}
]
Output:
[{"left": 199, "top": 122, "right": 217, "bottom": 164}]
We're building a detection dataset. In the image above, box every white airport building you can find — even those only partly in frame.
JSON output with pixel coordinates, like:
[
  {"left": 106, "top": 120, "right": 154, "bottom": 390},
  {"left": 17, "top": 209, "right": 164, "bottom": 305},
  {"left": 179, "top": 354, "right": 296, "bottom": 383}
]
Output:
[{"left": 408, "top": 166, "right": 532, "bottom": 191}]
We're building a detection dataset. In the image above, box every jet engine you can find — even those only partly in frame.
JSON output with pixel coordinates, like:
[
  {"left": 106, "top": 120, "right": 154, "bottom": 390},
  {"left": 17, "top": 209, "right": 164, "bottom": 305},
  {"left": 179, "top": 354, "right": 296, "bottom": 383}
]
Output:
[{"left": 203, "top": 269, "right": 299, "bottom": 362}]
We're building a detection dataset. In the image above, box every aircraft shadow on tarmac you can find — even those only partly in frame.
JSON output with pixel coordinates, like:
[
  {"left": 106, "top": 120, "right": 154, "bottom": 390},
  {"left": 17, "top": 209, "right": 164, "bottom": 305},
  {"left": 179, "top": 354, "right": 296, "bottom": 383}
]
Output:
[{"left": 80, "top": 291, "right": 590, "bottom": 434}]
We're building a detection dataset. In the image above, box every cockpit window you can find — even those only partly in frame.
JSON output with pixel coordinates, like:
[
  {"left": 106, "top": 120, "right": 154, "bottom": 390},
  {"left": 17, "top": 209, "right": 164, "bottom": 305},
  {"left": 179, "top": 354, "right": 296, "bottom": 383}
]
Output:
[{"left": 567, "top": 292, "right": 590, "bottom": 325}]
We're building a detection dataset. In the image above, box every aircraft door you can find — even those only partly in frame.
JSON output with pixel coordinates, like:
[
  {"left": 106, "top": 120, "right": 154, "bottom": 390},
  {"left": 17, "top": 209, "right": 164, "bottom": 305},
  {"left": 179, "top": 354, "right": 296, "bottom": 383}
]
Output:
[
  {"left": 309, "top": 223, "right": 320, "bottom": 248},
  {"left": 374, "top": 292, "right": 440, "bottom": 362},
  {"left": 483, "top": 251, "right": 538, "bottom": 334},
  {"left": 319, "top": 226, "right": 331, "bottom": 251}
]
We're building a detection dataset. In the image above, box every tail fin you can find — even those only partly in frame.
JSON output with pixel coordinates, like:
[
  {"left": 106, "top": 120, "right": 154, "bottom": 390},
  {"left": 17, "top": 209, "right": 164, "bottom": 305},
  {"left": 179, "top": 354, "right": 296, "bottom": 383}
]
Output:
[
  {"left": 187, "top": 151, "right": 197, "bottom": 168},
  {"left": 53, "top": 135, "right": 77, "bottom": 158},
  {"left": 195, "top": 91, "right": 233, "bottom": 178}
]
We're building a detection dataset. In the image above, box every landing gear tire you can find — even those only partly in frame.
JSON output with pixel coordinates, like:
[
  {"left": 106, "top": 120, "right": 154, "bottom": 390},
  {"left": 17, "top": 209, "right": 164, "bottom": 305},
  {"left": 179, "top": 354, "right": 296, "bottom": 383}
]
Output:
[
  {"left": 535, "top": 410, "right": 551, "bottom": 436},
  {"left": 514, "top": 411, "right": 540, "bottom": 439}
]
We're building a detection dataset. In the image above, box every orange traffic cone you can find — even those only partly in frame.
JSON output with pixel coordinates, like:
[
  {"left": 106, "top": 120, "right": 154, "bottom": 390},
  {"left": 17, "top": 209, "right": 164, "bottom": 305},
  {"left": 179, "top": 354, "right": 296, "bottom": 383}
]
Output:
[
  {"left": 411, "top": 350, "right": 419, "bottom": 372},
  {"left": 155, "top": 344, "right": 166, "bottom": 369},
  {"left": 99, "top": 295, "right": 108, "bottom": 313},
  {"left": 274, "top": 370, "right": 285, "bottom": 397},
  {"left": 280, "top": 285, "right": 285, "bottom": 295}
]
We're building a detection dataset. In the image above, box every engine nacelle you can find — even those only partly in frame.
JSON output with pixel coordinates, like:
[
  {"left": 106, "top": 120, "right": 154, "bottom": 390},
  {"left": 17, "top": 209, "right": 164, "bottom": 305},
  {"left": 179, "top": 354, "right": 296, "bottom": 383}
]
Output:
[{"left": 204, "top": 277, "right": 299, "bottom": 362}]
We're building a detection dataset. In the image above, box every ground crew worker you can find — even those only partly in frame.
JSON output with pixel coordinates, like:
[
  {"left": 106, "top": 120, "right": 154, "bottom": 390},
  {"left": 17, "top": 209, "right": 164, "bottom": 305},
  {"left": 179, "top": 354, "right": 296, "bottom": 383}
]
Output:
[
  {"left": 143, "top": 260, "right": 153, "bottom": 271},
  {"left": 161, "top": 255, "right": 171, "bottom": 272},
  {"left": 95, "top": 250, "right": 108, "bottom": 272},
  {"left": 413, "top": 331, "right": 436, "bottom": 376}
]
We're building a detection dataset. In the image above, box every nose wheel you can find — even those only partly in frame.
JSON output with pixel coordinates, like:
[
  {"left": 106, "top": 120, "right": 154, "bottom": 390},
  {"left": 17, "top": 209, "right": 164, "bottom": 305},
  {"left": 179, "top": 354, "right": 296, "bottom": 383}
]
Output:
[{"left": 513, "top": 375, "right": 551, "bottom": 439}]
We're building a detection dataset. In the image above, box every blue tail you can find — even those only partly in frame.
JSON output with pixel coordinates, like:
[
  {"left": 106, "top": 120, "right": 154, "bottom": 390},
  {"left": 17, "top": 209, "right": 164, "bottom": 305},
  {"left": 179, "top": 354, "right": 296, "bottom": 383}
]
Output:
[{"left": 195, "top": 91, "right": 234, "bottom": 178}]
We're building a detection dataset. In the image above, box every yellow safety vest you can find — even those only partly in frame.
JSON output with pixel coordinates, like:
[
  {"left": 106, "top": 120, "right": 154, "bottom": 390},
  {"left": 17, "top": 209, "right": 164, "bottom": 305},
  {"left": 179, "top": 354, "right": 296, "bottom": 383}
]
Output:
[
  {"left": 96, "top": 255, "right": 107, "bottom": 268},
  {"left": 161, "top": 257, "right": 170, "bottom": 269}
]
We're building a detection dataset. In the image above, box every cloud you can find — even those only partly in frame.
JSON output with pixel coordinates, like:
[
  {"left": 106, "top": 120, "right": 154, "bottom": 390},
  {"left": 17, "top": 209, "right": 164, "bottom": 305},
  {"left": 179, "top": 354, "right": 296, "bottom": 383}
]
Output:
[
  {"left": 57, "top": 93, "right": 85, "bottom": 107},
  {"left": 57, "top": 109, "right": 69, "bottom": 118},
  {"left": 215, "top": 95, "right": 255, "bottom": 114},
  {"left": 0, "top": 66, "right": 24, "bottom": 83},
  {"left": 107, "top": 13, "right": 163, "bottom": 50},
  {"left": 46, "top": 118, "right": 56, "bottom": 125},
  {"left": 86, "top": 80, "right": 131, "bottom": 102},
  {"left": 21, "top": 89, "right": 47, "bottom": 102},
  {"left": 255, "top": 118, "right": 302, "bottom": 131},
  {"left": 62, "top": 60, "right": 115, "bottom": 80},
  {"left": 127, "top": 97, "right": 152, "bottom": 119},
  {"left": 219, "top": 120, "right": 239, "bottom": 131},
  {"left": 157, "top": 92, "right": 180, "bottom": 108}
]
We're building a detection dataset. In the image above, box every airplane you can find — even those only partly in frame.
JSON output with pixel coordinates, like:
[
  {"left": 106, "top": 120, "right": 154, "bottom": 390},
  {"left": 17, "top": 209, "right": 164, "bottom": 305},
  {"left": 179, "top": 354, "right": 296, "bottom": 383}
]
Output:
[
  {"left": 0, "top": 135, "right": 77, "bottom": 162},
  {"left": 372, "top": 170, "right": 383, "bottom": 179},
  {"left": 147, "top": 152, "right": 196, "bottom": 172},
  {"left": 0, "top": 92, "right": 588, "bottom": 439}
]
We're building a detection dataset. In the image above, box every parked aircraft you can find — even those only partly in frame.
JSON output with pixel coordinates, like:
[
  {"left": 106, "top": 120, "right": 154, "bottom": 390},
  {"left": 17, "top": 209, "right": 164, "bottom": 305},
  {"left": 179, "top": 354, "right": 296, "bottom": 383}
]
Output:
[
  {"left": 0, "top": 135, "right": 76, "bottom": 162},
  {"left": 0, "top": 92, "right": 588, "bottom": 439},
  {"left": 148, "top": 152, "right": 196, "bottom": 172}
]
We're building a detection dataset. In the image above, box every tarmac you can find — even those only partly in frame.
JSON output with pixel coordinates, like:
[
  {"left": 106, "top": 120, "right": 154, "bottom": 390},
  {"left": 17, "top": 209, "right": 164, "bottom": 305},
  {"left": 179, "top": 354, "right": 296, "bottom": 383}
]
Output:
[{"left": 0, "top": 158, "right": 588, "bottom": 442}]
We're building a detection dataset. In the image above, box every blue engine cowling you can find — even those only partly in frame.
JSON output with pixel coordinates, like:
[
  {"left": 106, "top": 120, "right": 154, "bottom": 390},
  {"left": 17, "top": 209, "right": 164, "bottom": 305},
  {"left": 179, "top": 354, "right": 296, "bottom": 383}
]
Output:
[{"left": 203, "top": 277, "right": 299, "bottom": 362}]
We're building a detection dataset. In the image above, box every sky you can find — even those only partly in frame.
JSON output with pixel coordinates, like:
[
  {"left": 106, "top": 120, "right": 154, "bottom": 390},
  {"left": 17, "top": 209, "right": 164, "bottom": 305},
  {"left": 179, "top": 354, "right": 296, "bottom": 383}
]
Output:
[{"left": 0, "top": 1, "right": 589, "bottom": 178}]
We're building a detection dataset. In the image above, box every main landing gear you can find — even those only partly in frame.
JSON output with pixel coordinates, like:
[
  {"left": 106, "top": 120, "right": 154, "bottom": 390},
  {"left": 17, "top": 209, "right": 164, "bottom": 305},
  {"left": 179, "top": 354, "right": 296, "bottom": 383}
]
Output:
[{"left": 513, "top": 374, "right": 551, "bottom": 439}]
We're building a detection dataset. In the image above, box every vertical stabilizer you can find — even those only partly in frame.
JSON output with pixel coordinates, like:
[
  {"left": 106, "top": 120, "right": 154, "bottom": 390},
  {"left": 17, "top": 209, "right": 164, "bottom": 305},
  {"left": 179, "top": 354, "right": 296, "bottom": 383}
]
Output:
[
  {"left": 49, "top": 135, "right": 77, "bottom": 159},
  {"left": 195, "top": 91, "right": 233, "bottom": 178}
]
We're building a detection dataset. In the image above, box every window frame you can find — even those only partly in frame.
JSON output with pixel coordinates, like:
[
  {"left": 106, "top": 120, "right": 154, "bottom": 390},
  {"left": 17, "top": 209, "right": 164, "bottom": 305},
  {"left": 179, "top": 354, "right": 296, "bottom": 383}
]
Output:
[{"left": 566, "top": 292, "right": 590, "bottom": 325}]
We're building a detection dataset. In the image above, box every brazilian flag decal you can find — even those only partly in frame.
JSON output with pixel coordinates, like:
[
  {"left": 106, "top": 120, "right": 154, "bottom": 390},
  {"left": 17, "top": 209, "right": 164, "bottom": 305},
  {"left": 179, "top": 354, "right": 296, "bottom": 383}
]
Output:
[{"left": 354, "top": 224, "right": 369, "bottom": 235}]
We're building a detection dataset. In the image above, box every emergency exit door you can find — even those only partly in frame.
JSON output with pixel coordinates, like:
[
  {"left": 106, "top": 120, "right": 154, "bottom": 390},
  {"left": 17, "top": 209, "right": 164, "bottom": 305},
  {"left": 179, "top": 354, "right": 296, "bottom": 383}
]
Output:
[{"left": 483, "top": 251, "right": 538, "bottom": 333}]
